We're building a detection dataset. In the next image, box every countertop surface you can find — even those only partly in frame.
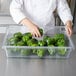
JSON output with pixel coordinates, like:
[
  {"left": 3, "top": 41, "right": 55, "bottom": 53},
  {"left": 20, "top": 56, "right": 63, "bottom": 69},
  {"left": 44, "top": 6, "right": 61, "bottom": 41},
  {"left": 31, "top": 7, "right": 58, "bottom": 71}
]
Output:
[{"left": 0, "top": 32, "right": 76, "bottom": 76}]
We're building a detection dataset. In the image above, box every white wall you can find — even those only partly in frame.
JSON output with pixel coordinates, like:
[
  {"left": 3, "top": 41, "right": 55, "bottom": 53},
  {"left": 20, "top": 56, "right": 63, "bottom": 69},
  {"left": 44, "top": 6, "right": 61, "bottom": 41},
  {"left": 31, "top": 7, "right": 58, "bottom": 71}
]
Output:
[{"left": 0, "top": 0, "right": 12, "bottom": 14}]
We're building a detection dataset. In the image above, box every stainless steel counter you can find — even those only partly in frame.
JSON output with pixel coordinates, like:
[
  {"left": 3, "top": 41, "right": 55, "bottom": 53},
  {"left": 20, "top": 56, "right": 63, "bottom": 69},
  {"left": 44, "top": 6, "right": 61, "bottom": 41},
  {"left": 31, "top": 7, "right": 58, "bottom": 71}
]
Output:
[{"left": 0, "top": 33, "right": 76, "bottom": 76}]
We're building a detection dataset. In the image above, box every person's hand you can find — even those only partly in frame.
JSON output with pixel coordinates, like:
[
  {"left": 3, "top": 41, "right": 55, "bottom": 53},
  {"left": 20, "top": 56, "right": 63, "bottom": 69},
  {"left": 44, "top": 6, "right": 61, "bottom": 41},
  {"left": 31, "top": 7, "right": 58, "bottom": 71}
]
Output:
[
  {"left": 65, "top": 21, "right": 73, "bottom": 36},
  {"left": 27, "top": 23, "right": 41, "bottom": 37},
  {"left": 20, "top": 18, "right": 41, "bottom": 37}
]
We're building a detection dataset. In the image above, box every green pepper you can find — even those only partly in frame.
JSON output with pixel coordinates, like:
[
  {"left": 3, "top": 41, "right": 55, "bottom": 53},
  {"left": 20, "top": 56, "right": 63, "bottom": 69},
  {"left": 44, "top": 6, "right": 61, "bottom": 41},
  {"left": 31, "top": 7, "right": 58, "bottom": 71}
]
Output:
[
  {"left": 57, "top": 48, "right": 67, "bottom": 56},
  {"left": 37, "top": 40, "right": 46, "bottom": 57},
  {"left": 43, "top": 36, "right": 55, "bottom": 46},
  {"left": 39, "top": 28, "right": 43, "bottom": 36},
  {"left": 46, "top": 37, "right": 53, "bottom": 45},
  {"left": 22, "top": 32, "right": 32, "bottom": 42},
  {"left": 37, "top": 49, "right": 46, "bottom": 58},
  {"left": 31, "top": 44, "right": 38, "bottom": 54},
  {"left": 9, "top": 37, "right": 20, "bottom": 45},
  {"left": 23, "top": 32, "right": 32, "bottom": 38},
  {"left": 43, "top": 36, "right": 50, "bottom": 45},
  {"left": 27, "top": 38, "right": 38, "bottom": 46},
  {"left": 54, "top": 33, "right": 65, "bottom": 41},
  {"left": 38, "top": 40, "right": 46, "bottom": 46},
  {"left": 13, "top": 32, "right": 23, "bottom": 39},
  {"left": 43, "top": 36, "right": 49, "bottom": 41},
  {"left": 7, "top": 48, "right": 21, "bottom": 54},
  {"left": 56, "top": 37, "right": 67, "bottom": 56},
  {"left": 27, "top": 38, "right": 38, "bottom": 54},
  {"left": 56, "top": 39, "right": 65, "bottom": 46},
  {"left": 16, "top": 40, "right": 26, "bottom": 46},
  {"left": 21, "top": 49, "right": 31, "bottom": 56},
  {"left": 48, "top": 45, "right": 56, "bottom": 56}
]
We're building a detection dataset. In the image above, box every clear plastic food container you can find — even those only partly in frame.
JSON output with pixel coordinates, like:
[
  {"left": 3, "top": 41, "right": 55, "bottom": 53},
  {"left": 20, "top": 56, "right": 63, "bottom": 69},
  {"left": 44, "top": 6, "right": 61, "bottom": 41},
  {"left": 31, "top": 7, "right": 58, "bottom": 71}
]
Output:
[{"left": 2, "top": 25, "right": 74, "bottom": 58}]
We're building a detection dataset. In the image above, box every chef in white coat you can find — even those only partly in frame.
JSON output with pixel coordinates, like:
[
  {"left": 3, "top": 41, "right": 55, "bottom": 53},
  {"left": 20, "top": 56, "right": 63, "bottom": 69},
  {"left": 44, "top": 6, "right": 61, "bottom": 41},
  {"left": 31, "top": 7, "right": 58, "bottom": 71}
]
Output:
[{"left": 10, "top": 0, "right": 73, "bottom": 37}]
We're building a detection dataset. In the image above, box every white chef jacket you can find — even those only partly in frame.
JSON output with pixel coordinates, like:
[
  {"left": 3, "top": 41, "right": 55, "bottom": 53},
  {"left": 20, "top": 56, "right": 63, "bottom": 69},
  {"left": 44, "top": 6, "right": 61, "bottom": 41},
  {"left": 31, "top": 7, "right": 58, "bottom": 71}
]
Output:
[{"left": 10, "top": 0, "right": 73, "bottom": 33}]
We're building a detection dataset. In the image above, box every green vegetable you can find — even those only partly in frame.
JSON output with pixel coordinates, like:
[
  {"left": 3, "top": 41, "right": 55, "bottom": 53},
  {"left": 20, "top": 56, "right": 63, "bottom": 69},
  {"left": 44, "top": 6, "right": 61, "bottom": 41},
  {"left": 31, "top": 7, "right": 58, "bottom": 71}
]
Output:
[
  {"left": 56, "top": 39, "right": 65, "bottom": 46},
  {"left": 39, "top": 28, "right": 43, "bottom": 36},
  {"left": 14, "top": 32, "right": 23, "bottom": 39},
  {"left": 47, "top": 38, "right": 55, "bottom": 45},
  {"left": 38, "top": 40, "right": 46, "bottom": 46},
  {"left": 22, "top": 32, "right": 32, "bottom": 42},
  {"left": 8, "top": 31, "right": 69, "bottom": 57},
  {"left": 37, "top": 49, "right": 46, "bottom": 58},
  {"left": 8, "top": 48, "right": 21, "bottom": 54},
  {"left": 27, "top": 38, "right": 38, "bottom": 46},
  {"left": 9, "top": 37, "right": 20, "bottom": 45},
  {"left": 21, "top": 49, "right": 31, "bottom": 56},
  {"left": 57, "top": 48, "right": 67, "bottom": 56},
  {"left": 23, "top": 32, "right": 32, "bottom": 38},
  {"left": 56, "top": 35, "right": 67, "bottom": 56},
  {"left": 31, "top": 44, "right": 38, "bottom": 54},
  {"left": 43, "top": 36, "right": 55, "bottom": 46},
  {"left": 16, "top": 40, "right": 26, "bottom": 46},
  {"left": 48, "top": 45, "right": 56, "bottom": 56},
  {"left": 27, "top": 39, "right": 38, "bottom": 54},
  {"left": 37, "top": 40, "right": 46, "bottom": 57},
  {"left": 43, "top": 36, "right": 49, "bottom": 41},
  {"left": 54, "top": 33, "right": 65, "bottom": 41},
  {"left": 43, "top": 36, "right": 50, "bottom": 45}
]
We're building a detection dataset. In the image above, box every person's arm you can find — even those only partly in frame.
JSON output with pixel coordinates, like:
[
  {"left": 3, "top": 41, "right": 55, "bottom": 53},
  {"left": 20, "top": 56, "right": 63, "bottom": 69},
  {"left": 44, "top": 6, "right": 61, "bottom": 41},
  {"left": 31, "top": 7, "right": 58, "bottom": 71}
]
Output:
[
  {"left": 10, "top": 0, "right": 41, "bottom": 37},
  {"left": 57, "top": 0, "right": 73, "bottom": 36},
  {"left": 10, "top": 0, "right": 25, "bottom": 24},
  {"left": 65, "top": 20, "right": 73, "bottom": 36},
  {"left": 20, "top": 18, "right": 41, "bottom": 37}
]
